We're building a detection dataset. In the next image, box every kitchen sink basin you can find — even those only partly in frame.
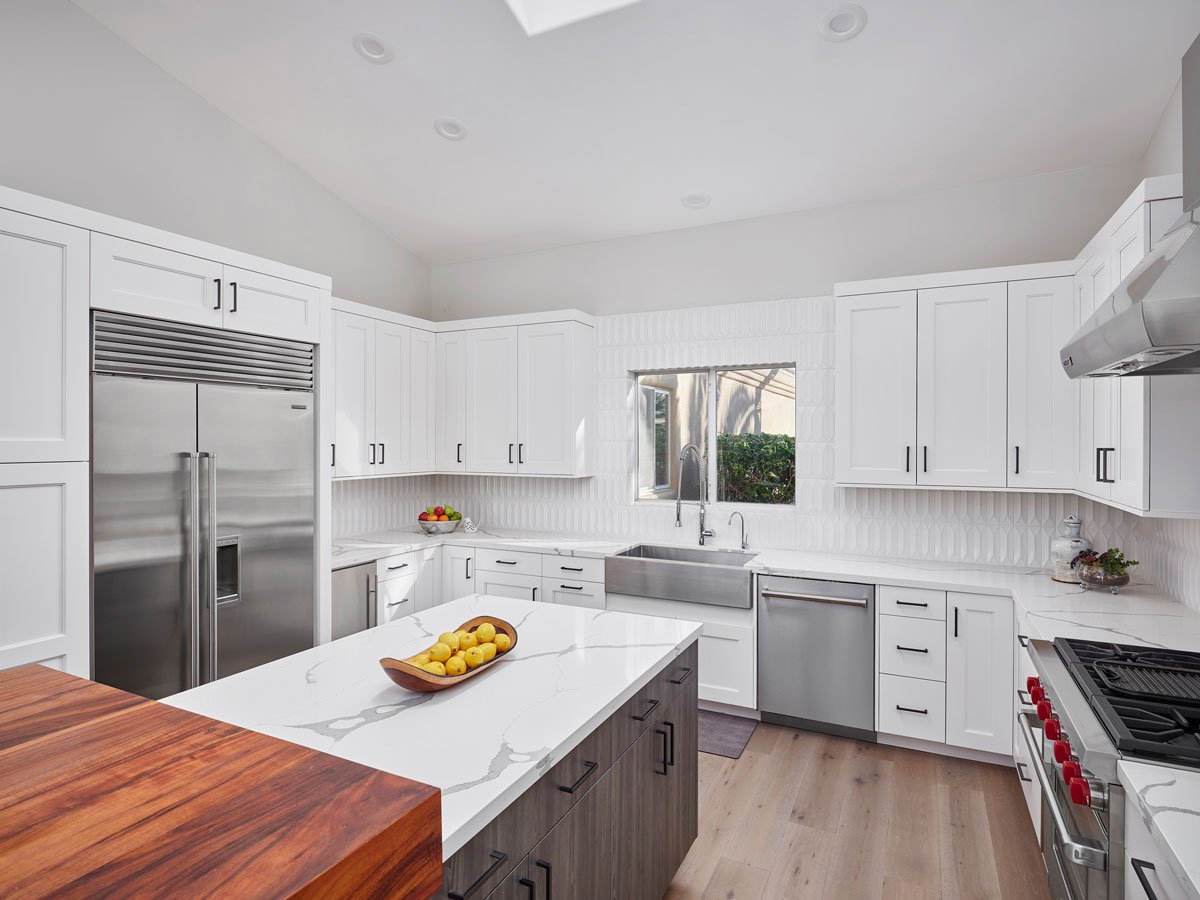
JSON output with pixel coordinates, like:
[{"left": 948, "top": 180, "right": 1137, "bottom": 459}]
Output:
[{"left": 604, "top": 543, "right": 758, "bottom": 609}]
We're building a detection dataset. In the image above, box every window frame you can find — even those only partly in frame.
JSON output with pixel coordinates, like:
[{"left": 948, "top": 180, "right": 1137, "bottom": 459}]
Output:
[{"left": 640, "top": 384, "right": 672, "bottom": 492}]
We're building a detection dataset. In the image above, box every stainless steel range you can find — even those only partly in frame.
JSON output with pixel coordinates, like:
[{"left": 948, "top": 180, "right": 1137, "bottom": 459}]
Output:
[{"left": 1023, "top": 637, "right": 1200, "bottom": 900}]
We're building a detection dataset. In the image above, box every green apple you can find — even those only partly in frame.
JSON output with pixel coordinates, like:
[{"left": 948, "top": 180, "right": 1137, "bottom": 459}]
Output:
[{"left": 426, "top": 506, "right": 436, "bottom": 515}]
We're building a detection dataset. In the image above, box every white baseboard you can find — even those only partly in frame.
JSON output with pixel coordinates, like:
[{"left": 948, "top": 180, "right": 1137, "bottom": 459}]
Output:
[
  {"left": 699, "top": 699, "right": 760, "bottom": 720},
  {"left": 877, "top": 732, "right": 1014, "bottom": 767}
]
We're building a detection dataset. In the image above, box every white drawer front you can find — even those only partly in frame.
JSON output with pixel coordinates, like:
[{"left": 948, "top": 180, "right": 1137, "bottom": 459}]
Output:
[
  {"left": 878, "top": 615, "right": 946, "bottom": 681},
  {"left": 377, "top": 552, "right": 418, "bottom": 582},
  {"left": 541, "top": 554, "right": 605, "bottom": 584},
  {"left": 379, "top": 572, "right": 418, "bottom": 623},
  {"left": 475, "top": 549, "right": 542, "bottom": 577},
  {"left": 543, "top": 577, "right": 605, "bottom": 610},
  {"left": 878, "top": 585, "right": 947, "bottom": 620},
  {"left": 878, "top": 674, "right": 946, "bottom": 743}
]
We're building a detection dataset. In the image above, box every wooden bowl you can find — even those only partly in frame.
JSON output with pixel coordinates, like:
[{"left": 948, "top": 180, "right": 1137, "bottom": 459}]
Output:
[{"left": 379, "top": 616, "right": 518, "bottom": 692}]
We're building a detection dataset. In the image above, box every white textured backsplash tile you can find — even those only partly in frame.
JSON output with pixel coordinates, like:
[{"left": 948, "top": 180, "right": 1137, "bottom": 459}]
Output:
[{"left": 334, "top": 297, "right": 1198, "bottom": 611}]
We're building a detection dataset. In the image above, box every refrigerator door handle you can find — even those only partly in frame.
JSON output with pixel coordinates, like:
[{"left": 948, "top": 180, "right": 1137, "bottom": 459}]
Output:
[
  {"left": 200, "top": 451, "right": 219, "bottom": 683},
  {"left": 184, "top": 452, "right": 202, "bottom": 689}
]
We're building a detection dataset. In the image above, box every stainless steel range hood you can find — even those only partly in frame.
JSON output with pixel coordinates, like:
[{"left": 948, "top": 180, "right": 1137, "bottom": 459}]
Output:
[{"left": 1061, "top": 33, "right": 1200, "bottom": 378}]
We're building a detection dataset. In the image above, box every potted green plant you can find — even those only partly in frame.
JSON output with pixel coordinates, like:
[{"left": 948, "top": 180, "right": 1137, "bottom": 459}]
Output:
[{"left": 1072, "top": 548, "right": 1139, "bottom": 594}]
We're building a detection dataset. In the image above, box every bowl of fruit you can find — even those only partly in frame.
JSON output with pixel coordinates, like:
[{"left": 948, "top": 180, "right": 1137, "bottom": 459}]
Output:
[
  {"left": 379, "top": 617, "right": 516, "bottom": 692},
  {"left": 418, "top": 504, "right": 462, "bottom": 534}
]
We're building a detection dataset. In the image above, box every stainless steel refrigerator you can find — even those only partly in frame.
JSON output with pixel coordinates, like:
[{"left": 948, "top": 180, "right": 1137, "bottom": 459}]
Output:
[{"left": 92, "top": 312, "right": 316, "bottom": 700}]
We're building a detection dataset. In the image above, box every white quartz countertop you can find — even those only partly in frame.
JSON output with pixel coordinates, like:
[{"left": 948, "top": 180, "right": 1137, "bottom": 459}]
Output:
[
  {"left": 164, "top": 595, "right": 701, "bottom": 859},
  {"left": 1120, "top": 760, "right": 1200, "bottom": 900},
  {"left": 331, "top": 527, "right": 634, "bottom": 570}
]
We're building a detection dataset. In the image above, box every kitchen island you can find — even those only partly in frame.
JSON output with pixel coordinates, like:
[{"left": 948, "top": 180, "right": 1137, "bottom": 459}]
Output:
[{"left": 168, "top": 595, "right": 702, "bottom": 899}]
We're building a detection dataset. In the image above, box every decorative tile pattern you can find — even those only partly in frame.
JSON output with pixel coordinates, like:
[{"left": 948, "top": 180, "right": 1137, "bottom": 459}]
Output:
[{"left": 334, "top": 297, "right": 1197, "bottom": 611}]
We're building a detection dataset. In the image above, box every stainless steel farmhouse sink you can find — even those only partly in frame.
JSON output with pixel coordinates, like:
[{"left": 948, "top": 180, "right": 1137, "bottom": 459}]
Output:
[{"left": 604, "top": 544, "right": 758, "bottom": 609}]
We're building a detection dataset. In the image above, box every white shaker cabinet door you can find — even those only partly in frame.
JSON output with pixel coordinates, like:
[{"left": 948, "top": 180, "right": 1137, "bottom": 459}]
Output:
[
  {"left": 1007, "top": 277, "right": 1074, "bottom": 489},
  {"left": 0, "top": 463, "right": 90, "bottom": 676},
  {"left": 436, "top": 331, "right": 469, "bottom": 472},
  {"left": 441, "top": 546, "right": 475, "bottom": 604},
  {"left": 91, "top": 233, "right": 223, "bottom": 328},
  {"left": 834, "top": 291, "right": 917, "bottom": 485},
  {"left": 517, "top": 322, "right": 575, "bottom": 475},
  {"left": 465, "top": 327, "right": 519, "bottom": 473},
  {"left": 408, "top": 329, "right": 437, "bottom": 473},
  {"left": 220, "top": 266, "right": 321, "bottom": 342},
  {"left": 332, "top": 312, "right": 375, "bottom": 477},
  {"left": 916, "top": 283, "right": 1008, "bottom": 487},
  {"left": 945, "top": 592, "right": 1013, "bottom": 755},
  {"left": 474, "top": 570, "right": 541, "bottom": 603},
  {"left": 373, "top": 320, "right": 410, "bottom": 476},
  {"left": 0, "top": 210, "right": 89, "bottom": 463}
]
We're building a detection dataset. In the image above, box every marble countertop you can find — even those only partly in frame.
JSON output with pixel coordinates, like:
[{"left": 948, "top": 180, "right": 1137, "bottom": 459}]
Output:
[
  {"left": 165, "top": 595, "right": 701, "bottom": 859},
  {"left": 1120, "top": 760, "right": 1200, "bottom": 900},
  {"left": 331, "top": 527, "right": 635, "bottom": 570}
]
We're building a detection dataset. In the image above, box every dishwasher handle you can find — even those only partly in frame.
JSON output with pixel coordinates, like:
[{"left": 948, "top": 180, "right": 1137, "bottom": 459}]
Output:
[{"left": 760, "top": 589, "right": 868, "bottom": 608}]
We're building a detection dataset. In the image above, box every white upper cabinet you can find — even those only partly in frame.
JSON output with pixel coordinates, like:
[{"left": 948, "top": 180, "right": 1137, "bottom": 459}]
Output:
[
  {"left": 465, "top": 327, "right": 520, "bottom": 474},
  {"left": 0, "top": 210, "right": 89, "bottom": 463},
  {"left": 373, "top": 320, "right": 410, "bottom": 476},
  {"left": 517, "top": 322, "right": 590, "bottom": 476},
  {"left": 408, "top": 329, "right": 436, "bottom": 473},
  {"left": 332, "top": 311, "right": 375, "bottom": 477},
  {"left": 220, "top": 266, "right": 320, "bottom": 342},
  {"left": 916, "top": 283, "right": 1008, "bottom": 487},
  {"left": 834, "top": 291, "right": 917, "bottom": 485},
  {"left": 92, "top": 234, "right": 223, "bottom": 328},
  {"left": 436, "top": 331, "right": 469, "bottom": 472},
  {"left": 945, "top": 592, "right": 1013, "bottom": 755},
  {"left": 1007, "top": 277, "right": 1074, "bottom": 489},
  {"left": 1073, "top": 255, "right": 1110, "bottom": 497}
]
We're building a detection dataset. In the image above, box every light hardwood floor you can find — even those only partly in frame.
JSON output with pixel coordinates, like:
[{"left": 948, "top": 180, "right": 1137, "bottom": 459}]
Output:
[{"left": 665, "top": 723, "right": 1051, "bottom": 900}]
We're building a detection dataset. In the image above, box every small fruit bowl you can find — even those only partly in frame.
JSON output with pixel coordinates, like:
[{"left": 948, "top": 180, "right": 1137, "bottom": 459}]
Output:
[
  {"left": 380, "top": 616, "right": 517, "bottom": 692},
  {"left": 418, "top": 518, "right": 461, "bottom": 535}
]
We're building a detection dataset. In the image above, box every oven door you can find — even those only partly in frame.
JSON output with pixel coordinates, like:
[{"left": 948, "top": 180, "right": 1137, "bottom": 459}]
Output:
[{"left": 1017, "top": 712, "right": 1112, "bottom": 900}]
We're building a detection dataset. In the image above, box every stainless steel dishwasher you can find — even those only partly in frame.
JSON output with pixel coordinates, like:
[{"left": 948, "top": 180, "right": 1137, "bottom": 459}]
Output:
[
  {"left": 331, "top": 562, "right": 377, "bottom": 640},
  {"left": 758, "top": 575, "right": 875, "bottom": 741}
]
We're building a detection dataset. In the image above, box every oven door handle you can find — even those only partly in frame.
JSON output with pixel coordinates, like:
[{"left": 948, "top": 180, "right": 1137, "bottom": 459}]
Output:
[{"left": 1016, "top": 711, "right": 1107, "bottom": 870}]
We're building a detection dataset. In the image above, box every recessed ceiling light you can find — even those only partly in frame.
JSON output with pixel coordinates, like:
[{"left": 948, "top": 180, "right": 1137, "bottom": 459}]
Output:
[
  {"left": 353, "top": 33, "right": 393, "bottom": 64},
  {"left": 681, "top": 193, "right": 711, "bottom": 209},
  {"left": 820, "top": 4, "right": 868, "bottom": 42},
  {"left": 434, "top": 118, "right": 468, "bottom": 142}
]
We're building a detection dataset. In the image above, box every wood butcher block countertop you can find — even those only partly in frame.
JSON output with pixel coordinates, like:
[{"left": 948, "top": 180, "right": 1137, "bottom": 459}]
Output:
[{"left": 0, "top": 665, "right": 443, "bottom": 899}]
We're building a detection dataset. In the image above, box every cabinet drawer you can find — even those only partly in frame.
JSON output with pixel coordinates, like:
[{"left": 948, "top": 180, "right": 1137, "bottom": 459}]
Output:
[
  {"left": 541, "top": 554, "right": 605, "bottom": 584},
  {"left": 475, "top": 549, "right": 543, "bottom": 577},
  {"left": 878, "top": 616, "right": 945, "bottom": 681},
  {"left": 543, "top": 578, "right": 605, "bottom": 610},
  {"left": 611, "top": 664, "right": 675, "bottom": 761},
  {"left": 377, "top": 552, "right": 417, "bottom": 582},
  {"left": 379, "top": 573, "right": 418, "bottom": 623},
  {"left": 878, "top": 585, "right": 946, "bottom": 620},
  {"left": 665, "top": 641, "right": 698, "bottom": 701},
  {"left": 878, "top": 674, "right": 946, "bottom": 743}
]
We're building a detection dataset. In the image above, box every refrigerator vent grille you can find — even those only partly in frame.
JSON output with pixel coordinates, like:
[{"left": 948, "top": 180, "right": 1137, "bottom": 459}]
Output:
[{"left": 93, "top": 312, "right": 314, "bottom": 391}]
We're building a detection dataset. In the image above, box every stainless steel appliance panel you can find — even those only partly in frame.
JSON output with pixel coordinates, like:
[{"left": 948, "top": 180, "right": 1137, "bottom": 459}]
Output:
[
  {"left": 331, "top": 563, "right": 376, "bottom": 640},
  {"left": 197, "top": 384, "right": 314, "bottom": 679},
  {"left": 758, "top": 575, "right": 876, "bottom": 739},
  {"left": 92, "top": 375, "right": 198, "bottom": 699}
]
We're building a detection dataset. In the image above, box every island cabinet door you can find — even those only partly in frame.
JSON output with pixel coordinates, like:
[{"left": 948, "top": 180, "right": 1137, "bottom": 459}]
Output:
[
  {"left": 526, "top": 771, "right": 616, "bottom": 900},
  {"left": 662, "top": 672, "right": 699, "bottom": 875},
  {"left": 482, "top": 858, "right": 532, "bottom": 900},
  {"left": 611, "top": 711, "right": 673, "bottom": 900}
]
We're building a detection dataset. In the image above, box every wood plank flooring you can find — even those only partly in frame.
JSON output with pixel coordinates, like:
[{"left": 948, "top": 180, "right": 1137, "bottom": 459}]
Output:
[{"left": 665, "top": 723, "right": 1050, "bottom": 900}]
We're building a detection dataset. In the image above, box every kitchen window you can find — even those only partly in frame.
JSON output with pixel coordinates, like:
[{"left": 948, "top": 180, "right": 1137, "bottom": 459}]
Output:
[{"left": 634, "top": 366, "right": 796, "bottom": 504}]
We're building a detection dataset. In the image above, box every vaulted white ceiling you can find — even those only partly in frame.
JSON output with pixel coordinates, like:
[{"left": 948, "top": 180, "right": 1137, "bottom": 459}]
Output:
[{"left": 73, "top": 0, "right": 1200, "bottom": 264}]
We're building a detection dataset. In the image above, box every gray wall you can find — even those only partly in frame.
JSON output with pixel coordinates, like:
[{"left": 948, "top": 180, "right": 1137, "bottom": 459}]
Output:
[
  {"left": 1141, "top": 79, "right": 1184, "bottom": 178},
  {"left": 0, "top": 0, "right": 429, "bottom": 315},
  {"left": 430, "top": 161, "right": 1142, "bottom": 319}
]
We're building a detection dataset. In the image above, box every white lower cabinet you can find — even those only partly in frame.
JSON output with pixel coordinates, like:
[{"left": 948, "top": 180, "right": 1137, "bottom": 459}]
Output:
[
  {"left": 379, "top": 571, "right": 419, "bottom": 623},
  {"left": 474, "top": 569, "right": 542, "bottom": 602},
  {"left": 1013, "top": 637, "right": 1042, "bottom": 841},
  {"left": 878, "top": 615, "right": 946, "bottom": 681},
  {"left": 945, "top": 592, "right": 1014, "bottom": 755},
  {"left": 1124, "top": 791, "right": 1188, "bottom": 900},
  {"left": 877, "top": 674, "right": 946, "bottom": 743},
  {"left": 542, "top": 578, "right": 605, "bottom": 610},
  {"left": 0, "top": 463, "right": 90, "bottom": 676},
  {"left": 441, "top": 546, "right": 476, "bottom": 603},
  {"left": 375, "top": 547, "right": 440, "bottom": 622}
]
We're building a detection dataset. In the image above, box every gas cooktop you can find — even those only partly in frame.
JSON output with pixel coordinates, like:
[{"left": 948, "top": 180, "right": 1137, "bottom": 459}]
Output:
[{"left": 1055, "top": 638, "right": 1200, "bottom": 769}]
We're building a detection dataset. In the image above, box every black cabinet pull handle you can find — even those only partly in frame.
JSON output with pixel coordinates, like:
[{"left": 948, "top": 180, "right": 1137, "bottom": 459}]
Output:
[
  {"left": 1016, "top": 762, "right": 1032, "bottom": 784},
  {"left": 954, "top": 606, "right": 959, "bottom": 638},
  {"left": 518, "top": 443, "right": 524, "bottom": 464},
  {"left": 457, "top": 442, "right": 463, "bottom": 463},
  {"left": 535, "top": 859, "right": 553, "bottom": 900},
  {"left": 905, "top": 445, "right": 911, "bottom": 473},
  {"left": 923, "top": 445, "right": 928, "bottom": 473},
  {"left": 1017, "top": 633, "right": 1030, "bottom": 648},
  {"left": 1014, "top": 445, "right": 1021, "bottom": 475},
  {"left": 495, "top": 559, "right": 518, "bottom": 565},
  {"left": 896, "top": 645, "right": 928, "bottom": 654},
  {"left": 369, "top": 443, "right": 376, "bottom": 465},
  {"left": 447, "top": 849, "right": 507, "bottom": 900},
  {"left": 509, "top": 443, "right": 514, "bottom": 464},
  {"left": 559, "top": 583, "right": 584, "bottom": 590},
  {"left": 561, "top": 565, "right": 583, "bottom": 572},
  {"left": 213, "top": 278, "right": 222, "bottom": 310},
  {"left": 379, "top": 442, "right": 385, "bottom": 464},
  {"left": 664, "top": 720, "right": 676, "bottom": 767},
  {"left": 655, "top": 728, "right": 669, "bottom": 775},
  {"left": 896, "top": 705, "right": 928, "bottom": 715},
  {"left": 331, "top": 443, "right": 336, "bottom": 467},
  {"left": 228, "top": 281, "right": 239, "bottom": 312},
  {"left": 465, "top": 557, "right": 472, "bottom": 579},
  {"left": 558, "top": 760, "right": 598, "bottom": 794},
  {"left": 895, "top": 600, "right": 928, "bottom": 608},
  {"left": 519, "top": 877, "right": 536, "bottom": 900},
  {"left": 1099, "top": 447, "right": 1116, "bottom": 483},
  {"left": 387, "top": 563, "right": 408, "bottom": 571},
  {"left": 632, "top": 698, "right": 660, "bottom": 722},
  {"left": 1131, "top": 859, "right": 1160, "bottom": 900},
  {"left": 670, "top": 666, "right": 694, "bottom": 685},
  {"left": 1095, "top": 447, "right": 1102, "bottom": 483}
]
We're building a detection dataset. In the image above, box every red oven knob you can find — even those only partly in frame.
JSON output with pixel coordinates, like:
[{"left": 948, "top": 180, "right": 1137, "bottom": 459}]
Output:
[
  {"left": 1069, "top": 777, "right": 1092, "bottom": 807},
  {"left": 1037, "top": 700, "right": 1052, "bottom": 721},
  {"left": 1030, "top": 686, "right": 1046, "bottom": 704},
  {"left": 1043, "top": 719, "right": 1061, "bottom": 740},
  {"left": 1026, "top": 676, "right": 1041, "bottom": 692},
  {"left": 1053, "top": 739, "right": 1072, "bottom": 763},
  {"left": 1062, "top": 760, "right": 1082, "bottom": 782}
]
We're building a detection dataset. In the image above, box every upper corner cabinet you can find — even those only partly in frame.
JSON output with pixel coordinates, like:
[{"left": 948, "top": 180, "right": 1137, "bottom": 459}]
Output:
[{"left": 835, "top": 291, "right": 917, "bottom": 485}]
